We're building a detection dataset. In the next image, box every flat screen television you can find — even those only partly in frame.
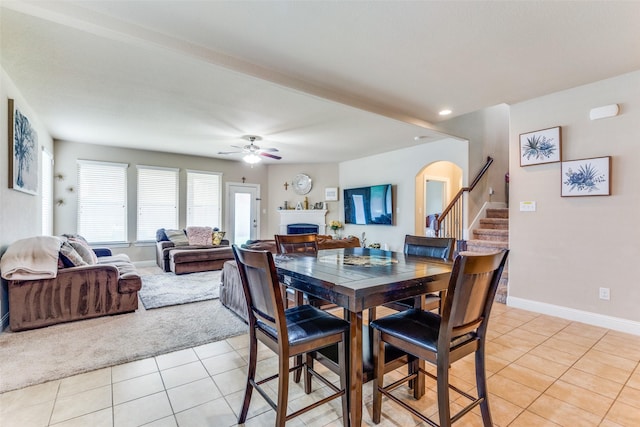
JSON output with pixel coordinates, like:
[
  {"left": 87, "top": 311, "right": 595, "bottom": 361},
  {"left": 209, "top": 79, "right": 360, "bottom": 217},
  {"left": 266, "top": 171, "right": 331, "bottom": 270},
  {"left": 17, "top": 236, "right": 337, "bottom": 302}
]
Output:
[{"left": 344, "top": 184, "right": 393, "bottom": 225}]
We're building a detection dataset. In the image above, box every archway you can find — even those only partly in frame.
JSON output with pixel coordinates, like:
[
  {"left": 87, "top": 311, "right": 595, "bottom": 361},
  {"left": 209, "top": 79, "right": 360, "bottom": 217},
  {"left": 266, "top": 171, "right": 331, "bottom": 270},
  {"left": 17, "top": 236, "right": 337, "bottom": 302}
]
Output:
[{"left": 414, "top": 161, "right": 463, "bottom": 236}]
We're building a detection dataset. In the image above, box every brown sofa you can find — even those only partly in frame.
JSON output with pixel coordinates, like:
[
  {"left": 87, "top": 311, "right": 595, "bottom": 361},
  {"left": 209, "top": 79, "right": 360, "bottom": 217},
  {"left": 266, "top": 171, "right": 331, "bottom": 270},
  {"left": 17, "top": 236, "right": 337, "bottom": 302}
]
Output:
[
  {"left": 220, "top": 235, "right": 360, "bottom": 321},
  {"left": 156, "top": 237, "right": 234, "bottom": 274},
  {"left": 5, "top": 249, "right": 141, "bottom": 332}
]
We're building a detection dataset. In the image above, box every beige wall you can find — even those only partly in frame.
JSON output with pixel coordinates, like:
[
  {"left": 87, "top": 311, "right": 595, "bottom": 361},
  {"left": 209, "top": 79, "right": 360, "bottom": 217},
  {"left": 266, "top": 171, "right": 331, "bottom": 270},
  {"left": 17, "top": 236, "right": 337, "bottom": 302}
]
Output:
[
  {"left": 54, "top": 141, "right": 269, "bottom": 262},
  {"left": 0, "top": 69, "right": 54, "bottom": 326},
  {"left": 266, "top": 163, "right": 339, "bottom": 237},
  {"left": 509, "top": 71, "right": 640, "bottom": 332}
]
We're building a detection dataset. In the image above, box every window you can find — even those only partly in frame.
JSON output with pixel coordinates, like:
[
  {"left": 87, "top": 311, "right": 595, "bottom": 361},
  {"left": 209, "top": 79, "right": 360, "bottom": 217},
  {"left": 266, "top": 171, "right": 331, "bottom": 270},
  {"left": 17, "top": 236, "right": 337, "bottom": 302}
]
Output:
[
  {"left": 77, "top": 160, "right": 127, "bottom": 243},
  {"left": 137, "top": 166, "right": 179, "bottom": 241},
  {"left": 187, "top": 170, "right": 221, "bottom": 227},
  {"left": 41, "top": 149, "right": 53, "bottom": 236}
]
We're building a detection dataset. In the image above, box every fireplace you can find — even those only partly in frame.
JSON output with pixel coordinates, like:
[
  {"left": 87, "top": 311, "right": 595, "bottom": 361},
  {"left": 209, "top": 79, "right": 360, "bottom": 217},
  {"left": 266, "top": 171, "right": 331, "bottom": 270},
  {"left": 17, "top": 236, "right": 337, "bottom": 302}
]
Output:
[
  {"left": 278, "top": 209, "right": 327, "bottom": 234},
  {"left": 287, "top": 223, "right": 319, "bottom": 234}
]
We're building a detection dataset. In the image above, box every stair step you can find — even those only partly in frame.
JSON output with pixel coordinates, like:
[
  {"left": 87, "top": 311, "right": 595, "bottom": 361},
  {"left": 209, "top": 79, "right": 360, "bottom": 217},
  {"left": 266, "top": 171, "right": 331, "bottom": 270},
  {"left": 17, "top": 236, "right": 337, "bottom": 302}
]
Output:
[
  {"left": 465, "top": 239, "right": 509, "bottom": 252},
  {"left": 479, "top": 218, "right": 509, "bottom": 230},
  {"left": 473, "top": 228, "right": 509, "bottom": 242},
  {"left": 486, "top": 208, "right": 509, "bottom": 219}
]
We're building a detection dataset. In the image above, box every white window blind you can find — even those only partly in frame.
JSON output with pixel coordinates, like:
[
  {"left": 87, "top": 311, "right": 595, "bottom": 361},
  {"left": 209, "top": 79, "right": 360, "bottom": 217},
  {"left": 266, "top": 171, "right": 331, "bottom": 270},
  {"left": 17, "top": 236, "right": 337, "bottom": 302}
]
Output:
[
  {"left": 77, "top": 160, "right": 128, "bottom": 243},
  {"left": 137, "top": 166, "right": 179, "bottom": 241},
  {"left": 187, "top": 170, "right": 221, "bottom": 227},
  {"left": 41, "top": 149, "right": 53, "bottom": 236}
]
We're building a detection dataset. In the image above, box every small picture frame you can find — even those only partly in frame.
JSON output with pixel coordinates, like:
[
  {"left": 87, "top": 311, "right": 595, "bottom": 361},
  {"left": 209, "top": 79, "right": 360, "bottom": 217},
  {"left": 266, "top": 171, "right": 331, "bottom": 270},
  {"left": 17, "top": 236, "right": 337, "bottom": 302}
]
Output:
[
  {"left": 519, "top": 126, "right": 561, "bottom": 167},
  {"left": 561, "top": 156, "right": 611, "bottom": 197},
  {"left": 8, "top": 99, "right": 39, "bottom": 195},
  {"left": 325, "top": 187, "right": 338, "bottom": 201}
]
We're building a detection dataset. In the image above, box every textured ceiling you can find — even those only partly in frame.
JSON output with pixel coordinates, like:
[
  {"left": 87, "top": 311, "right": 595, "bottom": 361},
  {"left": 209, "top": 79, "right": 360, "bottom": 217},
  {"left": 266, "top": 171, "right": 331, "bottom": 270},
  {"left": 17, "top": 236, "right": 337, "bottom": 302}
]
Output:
[{"left": 2, "top": 1, "right": 639, "bottom": 163}]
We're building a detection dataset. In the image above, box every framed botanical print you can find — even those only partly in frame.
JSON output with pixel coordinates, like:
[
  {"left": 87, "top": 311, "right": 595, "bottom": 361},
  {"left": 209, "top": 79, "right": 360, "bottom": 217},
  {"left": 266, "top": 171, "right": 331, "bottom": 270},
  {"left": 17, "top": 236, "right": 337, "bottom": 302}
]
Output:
[
  {"left": 519, "top": 126, "right": 561, "bottom": 167},
  {"left": 561, "top": 156, "right": 611, "bottom": 197}
]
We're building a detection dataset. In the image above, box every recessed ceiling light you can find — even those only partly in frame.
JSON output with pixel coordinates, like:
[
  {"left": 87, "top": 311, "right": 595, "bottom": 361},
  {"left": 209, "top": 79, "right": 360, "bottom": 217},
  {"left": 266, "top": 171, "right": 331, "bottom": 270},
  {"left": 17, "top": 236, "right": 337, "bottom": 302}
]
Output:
[{"left": 439, "top": 109, "right": 452, "bottom": 116}]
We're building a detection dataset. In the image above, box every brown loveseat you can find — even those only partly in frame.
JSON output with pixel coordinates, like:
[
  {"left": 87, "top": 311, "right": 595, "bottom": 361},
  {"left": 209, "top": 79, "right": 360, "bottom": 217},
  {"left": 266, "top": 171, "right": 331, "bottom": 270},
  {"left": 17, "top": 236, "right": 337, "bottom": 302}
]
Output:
[
  {"left": 1, "top": 236, "right": 141, "bottom": 331},
  {"left": 220, "top": 235, "right": 360, "bottom": 321},
  {"left": 155, "top": 227, "right": 234, "bottom": 274}
]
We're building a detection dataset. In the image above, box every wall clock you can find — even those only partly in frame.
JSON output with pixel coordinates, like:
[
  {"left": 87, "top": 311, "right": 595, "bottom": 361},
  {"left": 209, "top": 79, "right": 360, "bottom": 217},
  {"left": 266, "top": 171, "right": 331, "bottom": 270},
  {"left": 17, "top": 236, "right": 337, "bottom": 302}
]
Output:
[{"left": 292, "top": 173, "right": 312, "bottom": 195}]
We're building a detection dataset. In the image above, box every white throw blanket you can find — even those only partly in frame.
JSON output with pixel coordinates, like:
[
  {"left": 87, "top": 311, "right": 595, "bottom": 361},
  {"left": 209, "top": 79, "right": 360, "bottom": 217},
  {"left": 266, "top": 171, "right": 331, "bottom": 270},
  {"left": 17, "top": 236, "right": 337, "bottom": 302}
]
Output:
[{"left": 0, "top": 236, "right": 62, "bottom": 280}]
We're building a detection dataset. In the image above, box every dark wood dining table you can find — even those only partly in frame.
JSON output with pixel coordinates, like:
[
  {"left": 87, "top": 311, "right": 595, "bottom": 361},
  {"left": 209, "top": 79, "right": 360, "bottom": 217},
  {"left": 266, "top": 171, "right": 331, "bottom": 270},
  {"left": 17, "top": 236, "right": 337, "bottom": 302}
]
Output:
[{"left": 275, "top": 247, "right": 452, "bottom": 427}]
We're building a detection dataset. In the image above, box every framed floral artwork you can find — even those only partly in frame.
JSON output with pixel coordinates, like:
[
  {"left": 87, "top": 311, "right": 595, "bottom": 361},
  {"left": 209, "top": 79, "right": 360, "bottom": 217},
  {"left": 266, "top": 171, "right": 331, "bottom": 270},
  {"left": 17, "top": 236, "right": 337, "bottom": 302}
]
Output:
[
  {"left": 519, "top": 126, "right": 561, "bottom": 166},
  {"left": 8, "top": 99, "right": 39, "bottom": 195},
  {"left": 561, "top": 156, "right": 611, "bottom": 197}
]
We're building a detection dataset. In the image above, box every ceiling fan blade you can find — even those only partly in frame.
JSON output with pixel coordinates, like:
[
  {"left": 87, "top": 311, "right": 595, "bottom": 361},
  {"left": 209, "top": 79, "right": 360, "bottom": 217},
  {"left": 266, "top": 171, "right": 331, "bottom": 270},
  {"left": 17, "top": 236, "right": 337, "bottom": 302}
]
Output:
[
  {"left": 260, "top": 152, "right": 282, "bottom": 160},
  {"left": 258, "top": 147, "right": 279, "bottom": 152},
  {"left": 230, "top": 144, "right": 246, "bottom": 149},
  {"left": 217, "top": 151, "right": 241, "bottom": 155}
]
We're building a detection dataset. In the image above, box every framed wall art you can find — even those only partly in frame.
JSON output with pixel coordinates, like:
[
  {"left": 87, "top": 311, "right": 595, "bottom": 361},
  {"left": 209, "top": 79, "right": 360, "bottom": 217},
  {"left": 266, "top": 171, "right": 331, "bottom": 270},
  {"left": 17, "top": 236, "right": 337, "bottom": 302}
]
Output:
[
  {"left": 519, "top": 126, "right": 561, "bottom": 167},
  {"left": 8, "top": 98, "right": 39, "bottom": 195},
  {"left": 561, "top": 156, "right": 611, "bottom": 197},
  {"left": 325, "top": 187, "right": 338, "bottom": 201}
]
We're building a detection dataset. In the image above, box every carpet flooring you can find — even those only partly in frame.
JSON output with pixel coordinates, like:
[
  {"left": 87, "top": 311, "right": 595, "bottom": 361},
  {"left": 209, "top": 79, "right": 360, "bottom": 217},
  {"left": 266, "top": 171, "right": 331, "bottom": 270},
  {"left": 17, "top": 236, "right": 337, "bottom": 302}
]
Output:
[
  {"left": 0, "top": 272, "right": 247, "bottom": 393},
  {"left": 139, "top": 270, "right": 221, "bottom": 309}
]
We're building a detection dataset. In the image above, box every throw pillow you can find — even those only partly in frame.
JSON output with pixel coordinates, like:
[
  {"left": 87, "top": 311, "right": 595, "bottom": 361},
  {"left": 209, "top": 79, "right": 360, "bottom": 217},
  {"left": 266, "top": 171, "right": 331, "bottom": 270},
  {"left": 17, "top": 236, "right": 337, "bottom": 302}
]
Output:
[
  {"left": 165, "top": 229, "right": 189, "bottom": 246},
  {"left": 68, "top": 238, "right": 98, "bottom": 265},
  {"left": 156, "top": 228, "right": 169, "bottom": 242},
  {"left": 212, "top": 231, "right": 226, "bottom": 246},
  {"left": 59, "top": 241, "right": 88, "bottom": 267},
  {"left": 186, "top": 226, "right": 213, "bottom": 246}
]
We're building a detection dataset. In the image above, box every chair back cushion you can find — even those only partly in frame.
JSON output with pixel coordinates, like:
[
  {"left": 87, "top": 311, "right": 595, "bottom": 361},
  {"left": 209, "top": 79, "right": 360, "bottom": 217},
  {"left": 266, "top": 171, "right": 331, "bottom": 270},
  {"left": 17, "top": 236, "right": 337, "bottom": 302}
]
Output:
[
  {"left": 404, "top": 235, "right": 454, "bottom": 261},
  {"left": 274, "top": 233, "right": 319, "bottom": 255},
  {"left": 443, "top": 250, "right": 509, "bottom": 338}
]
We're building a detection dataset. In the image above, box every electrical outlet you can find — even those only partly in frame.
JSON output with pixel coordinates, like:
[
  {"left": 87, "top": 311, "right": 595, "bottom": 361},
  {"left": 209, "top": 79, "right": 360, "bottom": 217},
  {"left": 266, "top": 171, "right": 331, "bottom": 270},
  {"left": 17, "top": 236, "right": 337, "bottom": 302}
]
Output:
[
  {"left": 599, "top": 287, "right": 610, "bottom": 300},
  {"left": 489, "top": 187, "right": 495, "bottom": 195}
]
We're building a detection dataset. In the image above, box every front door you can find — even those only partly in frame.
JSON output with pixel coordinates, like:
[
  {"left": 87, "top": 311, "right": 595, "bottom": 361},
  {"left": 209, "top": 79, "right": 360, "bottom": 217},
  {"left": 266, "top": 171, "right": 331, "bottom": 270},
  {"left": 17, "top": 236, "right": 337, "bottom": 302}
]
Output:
[{"left": 226, "top": 183, "right": 260, "bottom": 245}]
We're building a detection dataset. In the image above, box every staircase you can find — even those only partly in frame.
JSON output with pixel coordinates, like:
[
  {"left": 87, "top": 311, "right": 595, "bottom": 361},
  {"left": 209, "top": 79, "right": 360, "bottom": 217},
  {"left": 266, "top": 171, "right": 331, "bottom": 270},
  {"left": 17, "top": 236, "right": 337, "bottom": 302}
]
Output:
[{"left": 466, "top": 207, "right": 509, "bottom": 303}]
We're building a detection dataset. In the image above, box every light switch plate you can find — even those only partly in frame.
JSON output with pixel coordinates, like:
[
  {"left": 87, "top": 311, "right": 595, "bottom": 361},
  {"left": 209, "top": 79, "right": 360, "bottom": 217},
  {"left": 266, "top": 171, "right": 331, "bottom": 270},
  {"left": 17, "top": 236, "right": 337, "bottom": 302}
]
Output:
[{"left": 520, "top": 201, "right": 537, "bottom": 212}]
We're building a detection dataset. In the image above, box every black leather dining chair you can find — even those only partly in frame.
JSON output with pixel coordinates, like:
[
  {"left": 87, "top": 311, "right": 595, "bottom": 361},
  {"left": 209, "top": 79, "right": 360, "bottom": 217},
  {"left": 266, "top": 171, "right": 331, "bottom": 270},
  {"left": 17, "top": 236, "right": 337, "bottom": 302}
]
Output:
[
  {"left": 370, "top": 249, "right": 509, "bottom": 426},
  {"left": 232, "top": 245, "right": 350, "bottom": 426}
]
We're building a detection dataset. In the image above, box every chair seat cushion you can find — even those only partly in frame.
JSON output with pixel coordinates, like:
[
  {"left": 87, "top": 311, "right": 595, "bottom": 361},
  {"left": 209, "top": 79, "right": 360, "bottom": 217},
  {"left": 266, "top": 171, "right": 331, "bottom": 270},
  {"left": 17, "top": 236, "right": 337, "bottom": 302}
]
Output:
[
  {"left": 371, "top": 309, "right": 475, "bottom": 353},
  {"left": 260, "top": 305, "right": 349, "bottom": 346},
  {"left": 370, "top": 309, "right": 442, "bottom": 352}
]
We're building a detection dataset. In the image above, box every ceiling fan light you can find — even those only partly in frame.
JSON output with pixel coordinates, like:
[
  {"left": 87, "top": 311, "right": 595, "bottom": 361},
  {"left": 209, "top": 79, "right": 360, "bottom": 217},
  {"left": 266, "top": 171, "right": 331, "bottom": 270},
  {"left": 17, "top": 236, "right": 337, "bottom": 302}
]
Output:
[{"left": 243, "top": 153, "right": 261, "bottom": 164}]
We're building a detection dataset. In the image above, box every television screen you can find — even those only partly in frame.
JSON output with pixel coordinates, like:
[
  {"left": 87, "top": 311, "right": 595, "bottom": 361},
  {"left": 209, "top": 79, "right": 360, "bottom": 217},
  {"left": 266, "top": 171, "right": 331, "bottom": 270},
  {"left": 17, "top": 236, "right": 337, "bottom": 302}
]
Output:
[{"left": 344, "top": 184, "right": 393, "bottom": 225}]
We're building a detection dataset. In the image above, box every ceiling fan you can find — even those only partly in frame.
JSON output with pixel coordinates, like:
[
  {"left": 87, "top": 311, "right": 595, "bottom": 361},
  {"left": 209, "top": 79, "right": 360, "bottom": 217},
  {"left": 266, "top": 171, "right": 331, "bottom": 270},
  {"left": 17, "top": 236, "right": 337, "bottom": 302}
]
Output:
[{"left": 217, "top": 135, "right": 282, "bottom": 164}]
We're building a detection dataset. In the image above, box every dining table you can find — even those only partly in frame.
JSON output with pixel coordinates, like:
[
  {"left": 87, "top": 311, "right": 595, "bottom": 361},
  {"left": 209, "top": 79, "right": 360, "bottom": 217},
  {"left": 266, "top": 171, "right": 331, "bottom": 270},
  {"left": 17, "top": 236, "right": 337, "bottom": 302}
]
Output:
[{"left": 275, "top": 246, "right": 452, "bottom": 426}]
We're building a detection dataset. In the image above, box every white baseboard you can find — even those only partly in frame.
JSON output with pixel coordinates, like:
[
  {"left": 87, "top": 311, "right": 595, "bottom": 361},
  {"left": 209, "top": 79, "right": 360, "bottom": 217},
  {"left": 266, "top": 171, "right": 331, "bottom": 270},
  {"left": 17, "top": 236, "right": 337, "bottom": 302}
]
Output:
[{"left": 507, "top": 296, "right": 640, "bottom": 336}]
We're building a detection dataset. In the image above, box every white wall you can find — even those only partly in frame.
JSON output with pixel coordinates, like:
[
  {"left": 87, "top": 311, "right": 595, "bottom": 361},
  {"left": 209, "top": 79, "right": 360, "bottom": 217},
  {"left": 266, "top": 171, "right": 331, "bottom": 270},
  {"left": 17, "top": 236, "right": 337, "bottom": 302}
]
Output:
[
  {"left": 0, "top": 68, "right": 54, "bottom": 327},
  {"left": 339, "top": 138, "right": 468, "bottom": 251},
  {"left": 509, "top": 71, "right": 640, "bottom": 333}
]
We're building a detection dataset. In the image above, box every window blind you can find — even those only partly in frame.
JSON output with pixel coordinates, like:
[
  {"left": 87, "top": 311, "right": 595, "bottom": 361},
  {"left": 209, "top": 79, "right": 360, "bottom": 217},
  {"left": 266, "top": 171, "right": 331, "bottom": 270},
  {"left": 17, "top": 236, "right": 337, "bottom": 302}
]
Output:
[
  {"left": 137, "top": 166, "right": 179, "bottom": 241},
  {"left": 186, "top": 170, "right": 221, "bottom": 228},
  {"left": 77, "top": 160, "right": 128, "bottom": 243}
]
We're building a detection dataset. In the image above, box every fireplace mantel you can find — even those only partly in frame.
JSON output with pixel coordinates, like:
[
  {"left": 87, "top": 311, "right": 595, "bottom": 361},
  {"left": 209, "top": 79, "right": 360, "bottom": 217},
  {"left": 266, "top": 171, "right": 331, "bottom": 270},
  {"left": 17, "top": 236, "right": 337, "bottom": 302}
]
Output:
[{"left": 278, "top": 209, "right": 327, "bottom": 234}]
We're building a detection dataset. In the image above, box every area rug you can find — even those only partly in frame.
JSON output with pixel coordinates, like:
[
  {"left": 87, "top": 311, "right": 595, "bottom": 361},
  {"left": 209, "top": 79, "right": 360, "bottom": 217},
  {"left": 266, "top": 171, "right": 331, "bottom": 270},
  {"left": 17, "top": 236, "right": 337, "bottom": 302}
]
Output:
[
  {"left": 139, "top": 270, "right": 222, "bottom": 309},
  {"left": 0, "top": 295, "right": 247, "bottom": 393}
]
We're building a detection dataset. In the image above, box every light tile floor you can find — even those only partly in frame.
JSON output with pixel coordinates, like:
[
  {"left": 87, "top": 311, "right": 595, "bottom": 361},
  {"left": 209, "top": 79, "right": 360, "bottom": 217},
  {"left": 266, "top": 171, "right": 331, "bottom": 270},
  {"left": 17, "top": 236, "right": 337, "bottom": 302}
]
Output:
[{"left": 1, "top": 303, "right": 640, "bottom": 426}]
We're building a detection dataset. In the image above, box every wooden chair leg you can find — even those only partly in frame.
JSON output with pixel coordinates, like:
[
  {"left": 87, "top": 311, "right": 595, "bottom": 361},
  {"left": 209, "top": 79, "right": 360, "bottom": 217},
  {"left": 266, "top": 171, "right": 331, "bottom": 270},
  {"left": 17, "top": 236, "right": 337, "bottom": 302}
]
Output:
[
  {"left": 304, "top": 353, "right": 313, "bottom": 394},
  {"left": 372, "top": 329, "right": 384, "bottom": 424},
  {"left": 476, "top": 347, "right": 492, "bottom": 426},
  {"left": 238, "top": 333, "right": 258, "bottom": 423},
  {"left": 337, "top": 336, "right": 349, "bottom": 427},
  {"left": 276, "top": 352, "right": 290, "bottom": 427},
  {"left": 436, "top": 358, "right": 452, "bottom": 427}
]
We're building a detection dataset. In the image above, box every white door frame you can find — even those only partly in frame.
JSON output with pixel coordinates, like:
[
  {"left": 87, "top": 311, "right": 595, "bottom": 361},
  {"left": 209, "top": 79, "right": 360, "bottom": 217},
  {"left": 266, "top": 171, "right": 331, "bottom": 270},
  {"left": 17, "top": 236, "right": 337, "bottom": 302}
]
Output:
[{"left": 225, "top": 182, "right": 261, "bottom": 245}]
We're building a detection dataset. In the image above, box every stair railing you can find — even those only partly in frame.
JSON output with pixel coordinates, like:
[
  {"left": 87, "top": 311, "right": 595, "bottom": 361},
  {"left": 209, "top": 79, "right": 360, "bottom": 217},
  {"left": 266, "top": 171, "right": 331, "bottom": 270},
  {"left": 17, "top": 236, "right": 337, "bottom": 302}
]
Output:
[{"left": 434, "top": 156, "right": 494, "bottom": 242}]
